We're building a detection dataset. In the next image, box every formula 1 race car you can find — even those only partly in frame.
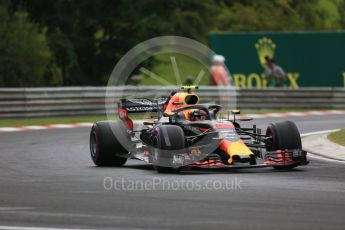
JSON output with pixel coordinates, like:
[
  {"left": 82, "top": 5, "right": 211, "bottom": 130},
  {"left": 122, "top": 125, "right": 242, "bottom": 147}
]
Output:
[{"left": 90, "top": 86, "right": 308, "bottom": 173}]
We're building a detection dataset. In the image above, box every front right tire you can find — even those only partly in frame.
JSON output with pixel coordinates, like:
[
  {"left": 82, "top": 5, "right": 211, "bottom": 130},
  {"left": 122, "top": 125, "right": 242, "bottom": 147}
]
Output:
[{"left": 266, "top": 120, "right": 302, "bottom": 170}]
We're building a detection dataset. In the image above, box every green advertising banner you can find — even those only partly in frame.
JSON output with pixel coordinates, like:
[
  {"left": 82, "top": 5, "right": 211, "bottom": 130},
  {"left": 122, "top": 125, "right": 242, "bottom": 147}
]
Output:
[{"left": 209, "top": 32, "right": 345, "bottom": 88}]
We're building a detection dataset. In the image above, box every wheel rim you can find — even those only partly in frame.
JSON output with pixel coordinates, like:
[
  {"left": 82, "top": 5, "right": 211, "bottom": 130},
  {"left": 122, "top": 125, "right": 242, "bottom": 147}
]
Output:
[{"left": 90, "top": 132, "right": 97, "bottom": 158}]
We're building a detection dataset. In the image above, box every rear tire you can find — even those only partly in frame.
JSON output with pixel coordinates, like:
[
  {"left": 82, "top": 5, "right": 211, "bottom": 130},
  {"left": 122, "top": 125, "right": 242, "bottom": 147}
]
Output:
[
  {"left": 152, "top": 125, "right": 185, "bottom": 173},
  {"left": 90, "top": 121, "right": 128, "bottom": 166},
  {"left": 266, "top": 120, "right": 301, "bottom": 170}
]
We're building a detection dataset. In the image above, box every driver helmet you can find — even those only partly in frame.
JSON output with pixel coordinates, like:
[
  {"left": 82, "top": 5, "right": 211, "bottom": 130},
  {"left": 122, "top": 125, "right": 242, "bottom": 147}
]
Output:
[{"left": 189, "top": 109, "right": 207, "bottom": 121}]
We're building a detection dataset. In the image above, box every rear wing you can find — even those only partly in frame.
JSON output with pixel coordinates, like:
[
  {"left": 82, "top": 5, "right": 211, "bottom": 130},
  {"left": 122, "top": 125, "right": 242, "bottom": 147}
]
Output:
[
  {"left": 118, "top": 98, "right": 169, "bottom": 130},
  {"left": 118, "top": 98, "right": 168, "bottom": 114}
]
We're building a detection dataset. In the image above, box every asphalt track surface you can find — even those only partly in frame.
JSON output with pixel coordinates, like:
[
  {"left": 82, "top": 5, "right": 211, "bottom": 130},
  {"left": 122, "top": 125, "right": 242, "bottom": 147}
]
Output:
[{"left": 1, "top": 115, "right": 345, "bottom": 230}]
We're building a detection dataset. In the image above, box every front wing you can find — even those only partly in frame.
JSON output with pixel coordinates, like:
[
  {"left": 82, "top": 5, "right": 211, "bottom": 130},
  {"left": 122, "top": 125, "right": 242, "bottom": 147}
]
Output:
[{"left": 181, "top": 149, "right": 309, "bottom": 169}]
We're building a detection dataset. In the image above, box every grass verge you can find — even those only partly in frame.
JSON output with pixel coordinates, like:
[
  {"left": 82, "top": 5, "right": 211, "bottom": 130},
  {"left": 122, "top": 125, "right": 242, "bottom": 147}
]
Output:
[
  {"left": 328, "top": 129, "right": 345, "bottom": 147},
  {"left": 0, "top": 115, "right": 107, "bottom": 127},
  {"left": 0, "top": 114, "right": 156, "bottom": 127}
]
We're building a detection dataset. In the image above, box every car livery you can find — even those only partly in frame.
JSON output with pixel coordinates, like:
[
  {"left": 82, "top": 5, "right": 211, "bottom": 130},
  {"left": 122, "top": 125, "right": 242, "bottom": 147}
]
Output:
[{"left": 90, "top": 86, "right": 308, "bottom": 173}]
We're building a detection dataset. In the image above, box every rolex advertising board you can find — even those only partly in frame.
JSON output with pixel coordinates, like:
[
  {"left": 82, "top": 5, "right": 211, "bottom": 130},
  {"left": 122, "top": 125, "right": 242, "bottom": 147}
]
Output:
[{"left": 209, "top": 32, "right": 345, "bottom": 88}]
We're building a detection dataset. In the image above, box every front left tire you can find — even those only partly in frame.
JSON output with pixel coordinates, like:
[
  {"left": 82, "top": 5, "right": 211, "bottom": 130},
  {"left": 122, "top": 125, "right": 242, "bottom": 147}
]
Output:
[
  {"left": 90, "top": 121, "right": 128, "bottom": 166},
  {"left": 152, "top": 125, "right": 186, "bottom": 173}
]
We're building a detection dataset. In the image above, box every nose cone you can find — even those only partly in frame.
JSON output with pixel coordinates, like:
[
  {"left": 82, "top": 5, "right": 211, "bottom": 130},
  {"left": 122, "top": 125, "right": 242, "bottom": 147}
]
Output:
[{"left": 220, "top": 140, "right": 253, "bottom": 164}]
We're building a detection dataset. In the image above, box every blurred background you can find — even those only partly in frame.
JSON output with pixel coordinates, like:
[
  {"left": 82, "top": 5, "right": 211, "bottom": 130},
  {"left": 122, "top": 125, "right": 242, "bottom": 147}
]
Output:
[
  {"left": 1, "top": 0, "right": 345, "bottom": 87},
  {"left": 1, "top": 0, "right": 345, "bottom": 122}
]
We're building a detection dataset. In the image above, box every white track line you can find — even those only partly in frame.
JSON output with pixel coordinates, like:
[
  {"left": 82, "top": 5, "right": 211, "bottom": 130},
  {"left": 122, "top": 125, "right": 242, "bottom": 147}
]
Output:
[
  {"left": 46, "top": 124, "right": 77, "bottom": 129},
  {"left": 306, "top": 153, "right": 345, "bottom": 163},
  {"left": 0, "top": 127, "right": 23, "bottom": 132},
  {"left": 74, "top": 122, "right": 93, "bottom": 127},
  {"left": 284, "top": 112, "right": 305, "bottom": 116},
  {"left": 264, "top": 113, "right": 285, "bottom": 117},
  {"left": 302, "top": 129, "right": 345, "bottom": 163},
  {"left": 301, "top": 129, "right": 339, "bottom": 137},
  {"left": 22, "top": 126, "right": 48, "bottom": 130}
]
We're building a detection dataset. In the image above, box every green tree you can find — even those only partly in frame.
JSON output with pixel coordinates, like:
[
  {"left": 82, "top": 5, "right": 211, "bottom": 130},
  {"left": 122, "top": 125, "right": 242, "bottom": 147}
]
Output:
[
  {"left": 336, "top": 0, "right": 345, "bottom": 28},
  {"left": 3, "top": 0, "right": 344, "bottom": 86},
  {"left": 214, "top": 0, "right": 339, "bottom": 32},
  {"left": 10, "top": 0, "right": 223, "bottom": 85},
  {"left": 47, "top": 28, "right": 79, "bottom": 85},
  {"left": 0, "top": 5, "right": 52, "bottom": 86}
]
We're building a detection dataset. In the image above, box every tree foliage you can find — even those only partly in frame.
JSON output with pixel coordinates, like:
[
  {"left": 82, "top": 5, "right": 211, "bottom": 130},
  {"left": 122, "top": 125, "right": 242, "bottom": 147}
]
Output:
[
  {"left": 0, "top": 0, "right": 344, "bottom": 86},
  {"left": 0, "top": 4, "right": 51, "bottom": 86}
]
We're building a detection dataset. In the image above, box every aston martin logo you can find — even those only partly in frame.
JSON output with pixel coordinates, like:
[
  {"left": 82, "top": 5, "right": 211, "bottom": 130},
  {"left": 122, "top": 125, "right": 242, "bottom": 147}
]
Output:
[{"left": 255, "top": 37, "right": 276, "bottom": 68}]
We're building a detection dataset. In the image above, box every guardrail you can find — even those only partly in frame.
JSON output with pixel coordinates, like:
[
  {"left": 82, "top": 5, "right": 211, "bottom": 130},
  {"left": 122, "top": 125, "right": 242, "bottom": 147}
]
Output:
[{"left": 0, "top": 86, "right": 344, "bottom": 118}]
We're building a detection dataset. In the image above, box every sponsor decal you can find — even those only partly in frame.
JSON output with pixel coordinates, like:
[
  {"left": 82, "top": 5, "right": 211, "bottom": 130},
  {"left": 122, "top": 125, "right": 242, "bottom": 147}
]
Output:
[
  {"left": 214, "top": 123, "right": 234, "bottom": 129},
  {"left": 233, "top": 37, "right": 301, "bottom": 89}
]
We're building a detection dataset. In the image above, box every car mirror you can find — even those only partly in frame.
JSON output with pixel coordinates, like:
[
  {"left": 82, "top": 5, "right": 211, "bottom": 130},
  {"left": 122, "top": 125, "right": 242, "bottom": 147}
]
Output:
[{"left": 231, "top": 109, "right": 241, "bottom": 115}]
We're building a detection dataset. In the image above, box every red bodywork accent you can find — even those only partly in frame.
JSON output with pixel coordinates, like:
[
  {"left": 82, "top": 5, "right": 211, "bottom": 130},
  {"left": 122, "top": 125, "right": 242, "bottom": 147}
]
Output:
[
  {"left": 219, "top": 139, "right": 231, "bottom": 153},
  {"left": 192, "top": 159, "right": 223, "bottom": 167},
  {"left": 118, "top": 108, "right": 128, "bottom": 119},
  {"left": 118, "top": 107, "right": 133, "bottom": 130},
  {"left": 199, "top": 127, "right": 209, "bottom": 132},
  {"left": 214, "top": 123, "right": 234, "bottom": 129},
  {"left": 264, "top": 150, "right": 293, "bottom": 166}
]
